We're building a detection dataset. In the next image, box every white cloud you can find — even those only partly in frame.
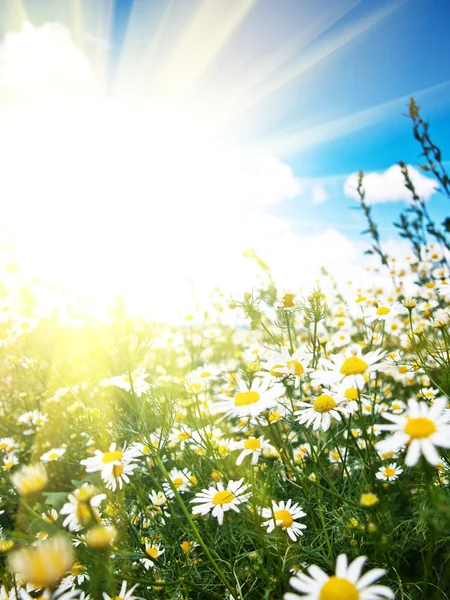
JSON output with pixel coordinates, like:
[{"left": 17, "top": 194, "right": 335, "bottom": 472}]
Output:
[
  {"left": 343, "top": 164, "right": 437, "bottom": 204},
  {"left": 0, "top": 22, "right": 91, "bottom": 96},
  {"left": 311, "top": 184, "right": 328, "bottom": 204}
]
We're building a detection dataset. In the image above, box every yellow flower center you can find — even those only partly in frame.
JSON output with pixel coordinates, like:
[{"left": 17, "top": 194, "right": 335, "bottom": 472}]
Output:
[
  {"left": 21, "top": 476, "right": 47, "bottom": 495},
  {"left": 268, "top": 411, "right": 281, "bottom": 423},
  {"left": 398, "top": 366, "right": 408, "bottom": 374},
  {"left": 274, "top": 509, "right": 293, "bottom": 528},
  {"left": 360, "top": 493, "right": 378, "bottom": 507},
  {"left": 404, "top": 417, "right": 436, "bottom": 438},
  {"left": 181, "top": 541, "right": 192, "bottom": 552},
  {"left": 344, "top": 388, "right": 358, "bottom": 400},
  {"left": 384, "top": 467, "right": 396, "bottom": 478},
  {"left": 188, "top": 383, "right": 202, "bottom": 394},
  {"left": 313, "top": 395, "right": 337, "bottom": 413},
  {"left": 113, "top": 464, "right": 124, "bottom": 477},
  {"left": 270, "top": 365, "right": 284, "bottom": 377},
  {"left": 340, "top": 356, "right": 369, "bottom": 376},
  {"left": 200, "top": 371, "right": 211, "bottom": 378},
  {"left": 234, "top": 391, "right": 261, "bottom": 406},
  {"left": 172, "top": 477, "right": 184, "bottom": 488},
  {"left": 76, "top": 501, "right": 92, "bottom": 524},
  {"left": 212, "top": 490, "right": 234, "bottom": 505},
  {"left": 47, "top": 452, "right": 59, "bottom": 461},
  {"left": 218, "top": 445, "right": 230, "bottom": 456},
  {"left": 244, "top": 438, "right": 261, "bottom": 451},
  {"left": 319, "top": 577, "right": 359, "bottom": 600},
  {"left": 282, "top": 293, "right": 295, "bottom": 308},
  {"left": 287, "top": 360, "right": 304, "bottom": 376},
  {"left": 177, "top": 432, "right": 191, "bottom": 441},
  {"left": 376, "top": 306, "right": 390, "bottom": 316},
  {"left": 29, "top": 552, "right": 68, "bottom": 588},
  {"left": 146, "top": 547, "right": 159, "bottom": 559},
  {"left": 102, "top": 450, "right": 123, "bottom": 463}
]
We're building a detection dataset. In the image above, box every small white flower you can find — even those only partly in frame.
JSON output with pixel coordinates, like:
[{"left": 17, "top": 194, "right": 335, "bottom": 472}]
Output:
[
  {"left": 376, "top": 397, "right": 450, "bottom": 466},
  {"left": 80, "top": 443, "right": 140, "bottom": 491},
  {"left": 214, "top": 378, "right": 284, "bottom": 419},
  {"left": 284, "top": 553, "right": 394, "bottom": 600},
  {"left": 190, "top": 478, "right": 251, "bottom": 525},
  {"left": 261, "top": 499, "right": 306, "bottom": 541},
  {"left": 232, "top": 436, "right": 274, "bottom": 466},
  {"left": 140, "top": 543, "right": 165, "bottom": 570},
  {"left": 376, "top": 462, "right": 403, "bottom": 481},
  {"left": 103, "top": 581, "right": 142, "bottom": 600},
  {"left": 41, "top": 447, "right": 66, "bottom": 463},
  {"left": 295, "top": 393, "right": 350, "bottom": 432},
  {"left": 311, "top": 348, "right": 386, "bottom": 389}
]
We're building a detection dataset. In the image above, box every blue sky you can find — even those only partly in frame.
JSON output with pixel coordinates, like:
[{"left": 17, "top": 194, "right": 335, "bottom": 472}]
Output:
[{"left": 110, "top": 0, "right": 450, "bottom": 242}]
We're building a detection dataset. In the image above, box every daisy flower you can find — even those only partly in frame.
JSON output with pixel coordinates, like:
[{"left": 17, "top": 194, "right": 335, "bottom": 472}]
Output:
[
  {"left": 141, "top": 542, "right": 165, "bottom": 569},
  {"left": 214, "top": 378, "right": 284, "bottom": 419},
  {"left": 285, "top": 553, "right": 394, "bottom": 600},
  {"left": 80, "top": 443, "right": 140, "bottom": 491},
  {"left": 376, "top": 463, "right": 403, "bottom": 481},
  {"left": 11, "top": 463, "right": 48, "bottom": 496},
  {"left": 263, "top": 347, "right": 311, "bottom": 386},
  {"left": 311, "top": 348, "right": 386, "bottom": 389},
  {"left": 232, "top": 436, "right": 274, "bottom": 466},
  {"left": 295, "top": 393, "right": 350, "bottom": 432},
  {"left": 162, "top": 468, "right": 197, "bottom": 498},
  {"left": 149, "top": 490, "right": 168, "bottom": 507},
  {"left": 60, "top": 484, "right": 106, "bottom": 531},
  {"left": 41, "top": 447, "right": 66, "bottom": 463},
  {"left": 261, "top": 499, "right": 307, "bottom": 542},
  {"left": 191, "top": 478, "right": 251, "bottom": 525},
  {"left": 8, "top": 536, "right": 74, "bottom": 589},
  {"left": 376, "top": 397, "right": 450, "bottom": 466},
  {"left": 167, "top": 426, "right": 193, "bottom": 450},
  {"left": 101, "top": 369, "right": 150, "bottom": 398},
  {"left": 365, "top": 301, "right": 406, "bottom": 324},
  {"left": 103, "top": 581, "right": 142, "bottom": 600},
  {"left": 437, "top": 282, "right": 450, "bottom": 300}
]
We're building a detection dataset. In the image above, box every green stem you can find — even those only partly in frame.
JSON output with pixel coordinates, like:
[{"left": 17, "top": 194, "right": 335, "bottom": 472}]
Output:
[{"left": 154, "top": 454, "right": 237, "bottom": 599}]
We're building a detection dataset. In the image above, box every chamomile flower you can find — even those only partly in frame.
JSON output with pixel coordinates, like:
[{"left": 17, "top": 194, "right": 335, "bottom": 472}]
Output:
[
  {"left": 60, "top": 484, "right": 106, "bottom": 532},
  {"left": 141, "top": 542, "right": 165, "bottom": 569},
  {"left": 232, "top": 436, "right": 274, "bottom": 466},
  {"left": 295, "top": 393, "right": 349, "bottom": 432},
  {"left": 376, "top": 463, "right": 403, "bottom": 481},
  {"left": 149, "top": 490, "right": 167, "bottom": 507},
  {"left": 312, "top": 348, "right": 386, "bottom": 389},
  {"left": 214, "top": 378, "right": 284, "bottom": 419},
  {"left": 9, "top": 536, "right": 74, "bottom": 588},
  {"left": 285, "top": 553, "right": 394, "bottom": 600},
  {"left": 103, "top": 581, "right": 142, "bottom": 600},
  {"left": 263, "top": 347, "right": 310, "bottom": 386},
  {"left": 365, "top": 301, "right": 406, "bottom": 324},
  {"left": 162, "top": 468, "right": 197, "bottom": 498},
  {"left": 191, "top": 478, "right": 251, "bottom": 525},
  {"left": 80, "top": 443, "right": 140, "bottom": 491},
  {"left": 437, "top": 282, "right": 450, "bottom": 300},
  {"left": 261, "top": 499, "right": 307, "bottom": 541},
  {"left": 11, "top": 463, "right": 48, "bottom": 496},
  {"left": 167, "top": 426, "right": 193, "bottom": 450},
  {"left": 376, "top": 397, "right": 450, "bottom": 466},
  {"left": 41, "top": 447, "right": 66, "bottom": 463}
]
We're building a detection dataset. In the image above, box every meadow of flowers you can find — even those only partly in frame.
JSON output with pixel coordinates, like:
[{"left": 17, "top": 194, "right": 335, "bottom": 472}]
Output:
[{"left": 0, "top": 100, "right": 449, "bottom": 600}]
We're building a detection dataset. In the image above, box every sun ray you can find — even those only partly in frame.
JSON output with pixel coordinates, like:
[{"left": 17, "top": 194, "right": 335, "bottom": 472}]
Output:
[
  {"left": 213, "top": 0, "right": 404, "bottom": 133},
  {"left": 255, "top": 80, "right": 450, "bottom": 157},
  {"left": 152, "top": 0, "right": 257, "bottom": 106}
]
